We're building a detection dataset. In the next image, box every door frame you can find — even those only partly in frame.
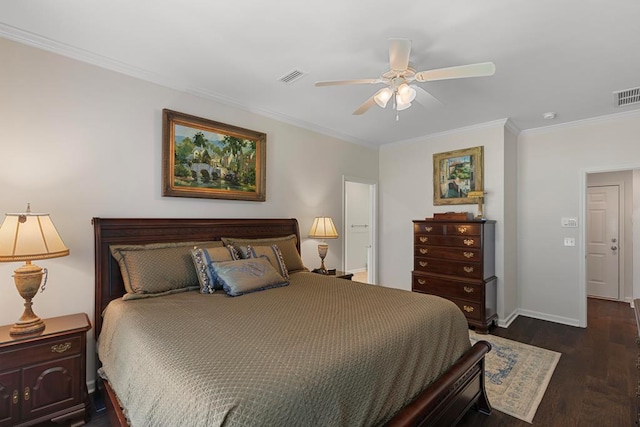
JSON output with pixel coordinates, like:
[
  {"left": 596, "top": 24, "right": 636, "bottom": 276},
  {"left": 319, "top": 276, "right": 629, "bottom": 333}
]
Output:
[
  {"left": 586, "top": 183, "right": 624, "bottom": 301},
  {"left": 342, "top": 175, "right": 378, "bottom": 284},
  {"left": 579, "top": 165, "right": 640, "bottom": 327}
]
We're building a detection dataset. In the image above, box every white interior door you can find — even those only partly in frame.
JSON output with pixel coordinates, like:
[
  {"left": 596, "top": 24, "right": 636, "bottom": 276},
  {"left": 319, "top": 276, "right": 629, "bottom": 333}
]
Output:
[{"left": 586, "top": 185, "right": 620, "bottom": 300}]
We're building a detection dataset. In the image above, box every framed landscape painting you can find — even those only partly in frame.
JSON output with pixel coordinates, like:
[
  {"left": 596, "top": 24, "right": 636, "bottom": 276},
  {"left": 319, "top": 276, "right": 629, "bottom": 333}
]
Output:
[
  {"left": 162, "top": 109, "right": 266, "bottom": 201},
  {"left": 433, "top": 146, "right": 483, "bottom": 205}
]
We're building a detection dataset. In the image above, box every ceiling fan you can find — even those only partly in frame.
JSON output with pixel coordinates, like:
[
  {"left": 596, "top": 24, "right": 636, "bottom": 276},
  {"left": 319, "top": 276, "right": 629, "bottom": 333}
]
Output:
[{"left": 315, "top": 38, "right": 496, "bottom": 119}]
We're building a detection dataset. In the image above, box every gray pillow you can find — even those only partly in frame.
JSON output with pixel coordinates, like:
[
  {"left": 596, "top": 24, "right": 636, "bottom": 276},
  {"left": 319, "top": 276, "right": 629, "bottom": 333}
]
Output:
[
  {"left": 212, "top": 257, "right": 289, "bottom": 297},
  {"left": 110, "top": 241, "right": 223, "bottom": 299},
  {"left": 221, "top": 234, "right": 307, "bottom": 273}
]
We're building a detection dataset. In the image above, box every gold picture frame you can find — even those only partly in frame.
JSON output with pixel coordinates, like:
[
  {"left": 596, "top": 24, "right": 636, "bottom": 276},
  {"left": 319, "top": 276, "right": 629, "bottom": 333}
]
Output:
[
  {"left": 433, "top": 146, "right": 483, "bottom": 205},
  {"left": 162, "top": 109, "right": 266, "bottom": 201}
]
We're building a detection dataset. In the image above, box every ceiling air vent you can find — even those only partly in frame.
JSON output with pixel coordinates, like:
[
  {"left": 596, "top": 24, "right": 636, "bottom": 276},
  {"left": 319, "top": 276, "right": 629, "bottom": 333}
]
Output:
[
  {"left": 613, "top": 87, "right": 640, "bottom": 108},
  {"left": 279, "top": 69, "right": 305, "bottom": 84}
]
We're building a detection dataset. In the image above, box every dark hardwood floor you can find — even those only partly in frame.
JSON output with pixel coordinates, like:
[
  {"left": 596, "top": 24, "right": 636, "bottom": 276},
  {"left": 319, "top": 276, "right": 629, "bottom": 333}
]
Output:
[
  {"left": 459, "top": 298, "right": 637, "bottom": 427},
  {"left": 44, "top": 298, "right": 636, "bottom": 427}
]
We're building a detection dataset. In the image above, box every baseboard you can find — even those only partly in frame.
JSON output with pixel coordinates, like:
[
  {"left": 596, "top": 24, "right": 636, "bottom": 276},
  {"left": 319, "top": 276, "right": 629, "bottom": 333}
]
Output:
[
  {"left": 87, "top": 379, "right": 96, "bottom": 394},
  {"left": 516, "top": 308, "right": 581, "bottom": 327},
  {"left": 496, "top": 309, "right": 519, "bottom": 328}
]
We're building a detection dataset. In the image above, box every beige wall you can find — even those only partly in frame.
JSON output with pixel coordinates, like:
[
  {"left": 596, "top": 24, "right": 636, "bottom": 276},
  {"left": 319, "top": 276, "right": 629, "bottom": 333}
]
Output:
[
  {"left": 0, "top": 38, "right": 379, "bottom": 389},
  {"left": 518, "top": 113, "right": 640, "bottom": 325},
  {"left": 378, "top": 121, "right": 516, "bottom": 323}
]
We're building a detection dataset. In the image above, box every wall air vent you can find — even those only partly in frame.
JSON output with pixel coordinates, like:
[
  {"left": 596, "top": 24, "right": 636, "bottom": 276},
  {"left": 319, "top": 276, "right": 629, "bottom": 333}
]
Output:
[
  {"left": 613, "top": 87, "right": 640, "bottom": 108},
  {"left": 279, "top": 69, "right": 305, "bottom": 84}
]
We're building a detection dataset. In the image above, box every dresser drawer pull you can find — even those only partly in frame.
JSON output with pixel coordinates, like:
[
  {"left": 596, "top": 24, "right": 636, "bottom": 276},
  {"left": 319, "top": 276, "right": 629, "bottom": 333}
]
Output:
[
  {"left": 12, "top": 390, "right": 19, "bottom": 405},
  {"left": 417, "top": 279, "right": 426, "bottom": 285},
  {"left": 424, "top": 226, "right": 433, "bottom": 232},
  {"left": 419, "top": 237, "right": 429, "bottom": 243},
  {"left": 463, "top": 239, "right": 474, "bottom": 246},
  {"left": 463, "top": 266, "right": 474, "bottom": 273},
  {"left": 51, "top": 342, "right": 72, "bottom": 353},
  {"left": 463, "top": 305, "right": 474, "bottom": 313},
  {"left": 457, "top": 226, "right": 468, "bottom": 233},
  {"left": 419, "top": 261, "right": 428, "bottom": 267},
  {"left": 24, "top": 387, "right": 30, "bottom": 401},
  {"left": 419, "top": 248, "right": 429, "bottom": 254},
  {"left": 463, "top": 251, "right": 474, "bottom": 258},
  {"left": 464, "top": 286, "right": 474, "bottom": 293}
]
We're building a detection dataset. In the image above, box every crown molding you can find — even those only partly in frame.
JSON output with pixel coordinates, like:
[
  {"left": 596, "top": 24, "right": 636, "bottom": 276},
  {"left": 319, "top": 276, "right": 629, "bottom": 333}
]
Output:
[
  {"left": 382, "top": 118, "right": 510, "bottom": 149},
  {"left": 0, "top": 23, "right": 376, "bottom": 150},
  {"left": 520, "top": 108, "right": 640, "bottom": 136}
]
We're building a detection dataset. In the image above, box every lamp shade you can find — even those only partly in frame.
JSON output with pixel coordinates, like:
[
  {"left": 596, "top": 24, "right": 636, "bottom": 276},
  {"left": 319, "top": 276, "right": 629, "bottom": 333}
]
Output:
[
  {"left": 308, "top": 217, "right": 338, "bottom": 239},
  {"left": 0, "top": 209, "right": 69, "bottom": 262}
]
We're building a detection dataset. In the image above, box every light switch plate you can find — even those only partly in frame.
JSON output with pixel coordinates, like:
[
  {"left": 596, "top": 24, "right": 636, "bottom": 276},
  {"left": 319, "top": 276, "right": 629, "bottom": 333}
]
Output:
[
  {"left": 561, "top": 217, "right": 578, "bottom": 227},
  {"left": 564, "top": 237, "right": 576, "bottom": 246}
]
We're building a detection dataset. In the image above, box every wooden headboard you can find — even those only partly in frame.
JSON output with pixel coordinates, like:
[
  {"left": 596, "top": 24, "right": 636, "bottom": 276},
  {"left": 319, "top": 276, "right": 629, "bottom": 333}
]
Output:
[{"left": 92, "top": 217, "right": 301, "bottom": 336}]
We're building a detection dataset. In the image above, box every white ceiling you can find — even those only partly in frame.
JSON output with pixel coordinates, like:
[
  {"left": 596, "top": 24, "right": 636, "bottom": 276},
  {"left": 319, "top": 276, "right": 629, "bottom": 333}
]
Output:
[{"left": 2, "top": 0, "right": 640, "bottom": 147}]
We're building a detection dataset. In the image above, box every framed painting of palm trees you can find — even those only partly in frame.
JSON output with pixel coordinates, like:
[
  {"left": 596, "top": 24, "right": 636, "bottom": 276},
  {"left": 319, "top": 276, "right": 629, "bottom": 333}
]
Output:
[
  {"left": 433, "top": 146, "right": 483, "bottom": 205},
  {"left": 162, "top": 109, "right": 266, "bottom": 201}
]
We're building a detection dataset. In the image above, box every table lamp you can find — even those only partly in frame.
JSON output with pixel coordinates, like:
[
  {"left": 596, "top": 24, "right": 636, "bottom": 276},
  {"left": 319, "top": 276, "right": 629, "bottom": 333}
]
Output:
[
  {"left": 0, "top": 204, "right": 69, "bottom": 336},
  {"left": 467, "top": 190, "right": 486, "bottom": 219},
  {"left": 308, "top": 216, "right": 338, "bottom": 274}
]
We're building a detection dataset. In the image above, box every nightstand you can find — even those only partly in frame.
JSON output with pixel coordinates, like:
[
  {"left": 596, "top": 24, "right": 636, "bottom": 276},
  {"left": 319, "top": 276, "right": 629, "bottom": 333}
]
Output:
[
  {"left": 0, "top": 313, "right": 91, "bottom": 426},
  {"left": 312, "top": 270, "right": 353, "bottom": 280}
]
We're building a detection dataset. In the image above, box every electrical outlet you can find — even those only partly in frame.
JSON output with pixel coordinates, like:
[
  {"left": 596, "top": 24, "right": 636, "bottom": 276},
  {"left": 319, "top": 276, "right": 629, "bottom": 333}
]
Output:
[{"left": 564, "top": 237, "right": 576, "bottom": 247}]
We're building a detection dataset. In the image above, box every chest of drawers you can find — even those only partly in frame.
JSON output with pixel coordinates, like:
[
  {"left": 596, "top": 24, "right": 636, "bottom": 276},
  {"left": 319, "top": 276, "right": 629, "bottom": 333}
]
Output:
[{"left": 412, "top": 219, "right": 497, "bottom": 333}]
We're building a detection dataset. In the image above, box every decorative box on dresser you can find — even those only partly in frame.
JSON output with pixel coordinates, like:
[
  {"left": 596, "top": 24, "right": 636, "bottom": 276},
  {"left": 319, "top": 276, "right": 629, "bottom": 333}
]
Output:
[
  {"left": 0, "top": 313, "right": 91, "bottom": 427},
  {"left": 412, "top": 219, "right": 497, "bottom": 333}
]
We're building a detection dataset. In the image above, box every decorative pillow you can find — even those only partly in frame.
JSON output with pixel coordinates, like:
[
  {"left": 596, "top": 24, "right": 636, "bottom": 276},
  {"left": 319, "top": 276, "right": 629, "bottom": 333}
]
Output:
[
  {"left": 212, "top": 258, "right": 289, "bottom": 297},
  {"left": 110, "top": 241, "right": 223, "bottom": 299},
  {"left": 191, "top": 246, "right": 240, "bottom": 293},
  {"left": 237, "top": 244, "right": 289, "bottom": 281},
  {"left": 221, "top": 234, "right": 307, "bottom": 273}
]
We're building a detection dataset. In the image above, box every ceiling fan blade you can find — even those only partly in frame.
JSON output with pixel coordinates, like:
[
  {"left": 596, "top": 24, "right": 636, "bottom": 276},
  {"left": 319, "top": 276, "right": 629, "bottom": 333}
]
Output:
[
  {"left": 353, "top": 96, "right": 377, "bottom": 115},
  {"left": 413, "top": 85, "right": 442, "bottom": 106},
  {"left": 415, "top": 62, "right": 496, "bottom": 82},
  {"left": 315, "top": 78, "right": 381, "bottom": 87},
  {"left": 389, "top": 38, "right": 411, "bottom": 72}
]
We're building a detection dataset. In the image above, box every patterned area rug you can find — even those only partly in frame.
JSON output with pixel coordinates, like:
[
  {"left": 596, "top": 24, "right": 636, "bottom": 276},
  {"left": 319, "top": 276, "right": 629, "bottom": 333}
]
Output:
[{"left": 469, "top": 331, "right": 561, "bottom": 423}]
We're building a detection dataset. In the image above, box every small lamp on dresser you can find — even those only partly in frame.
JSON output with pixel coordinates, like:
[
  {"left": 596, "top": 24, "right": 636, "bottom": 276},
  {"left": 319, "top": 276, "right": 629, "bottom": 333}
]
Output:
[
  {"left": 308, "top": 216, "right": 339, "bottom": 274},
  {"left": 0, "top": 204, "right": 69, "bottom": 336}
]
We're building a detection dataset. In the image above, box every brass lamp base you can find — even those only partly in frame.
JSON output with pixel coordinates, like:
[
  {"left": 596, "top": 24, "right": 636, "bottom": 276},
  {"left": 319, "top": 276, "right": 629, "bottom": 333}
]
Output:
[
  {"left": 316, "top": 243, "right": 329, "bottom": 274},
  {"left": 10, "top": 261, "right": 45, "bottom": 336}
]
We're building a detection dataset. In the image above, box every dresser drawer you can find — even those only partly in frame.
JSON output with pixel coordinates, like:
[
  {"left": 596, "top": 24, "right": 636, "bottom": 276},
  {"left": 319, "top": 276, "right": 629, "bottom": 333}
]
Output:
[
  {"left": 446, "top": 224, "right": 481, "bottom": 236},
  {"left": 412, "top": 275, "right": 483, "bottom": 302},
  {"left": 0, "top": 335, "right": 82, "bottom": 370},
  {"left": 414, "top": 257, "right": 482, "bottom": 279},
  {"left": 414, "top": 223, "right": 445, "bottom": 235},
  {"left": 414, "top": 245, "right": 480, "bottom": 261},
  {"left": 451, "top": 299, "right": 483, "bottom": 321},
  {"left": 415, "top": 234, "right": 480, "bottom": 248}
]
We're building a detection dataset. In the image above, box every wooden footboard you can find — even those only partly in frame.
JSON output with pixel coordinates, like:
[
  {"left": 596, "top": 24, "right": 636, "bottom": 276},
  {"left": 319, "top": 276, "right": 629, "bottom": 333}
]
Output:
[{"left": 98, "top": 341, "right": 491, "bottom": 427}]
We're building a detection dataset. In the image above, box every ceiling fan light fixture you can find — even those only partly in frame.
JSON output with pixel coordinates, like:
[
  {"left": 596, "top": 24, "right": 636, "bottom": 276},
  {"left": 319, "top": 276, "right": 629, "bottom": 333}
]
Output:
[
  {"left": 397, "top": 83, "right": 416, "bottom": 104},
  {"left": 374, "top": 88, "right": 393, "bottom": 108},
  {"left": 396, "top": 95, "right": 412, "bottom": 111}
]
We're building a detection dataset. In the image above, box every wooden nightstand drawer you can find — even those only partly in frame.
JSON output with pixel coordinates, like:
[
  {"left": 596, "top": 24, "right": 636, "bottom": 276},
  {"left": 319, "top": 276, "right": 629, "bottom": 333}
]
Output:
[{"left": 0, "top": 336, "right": 82, "bottom": 370}]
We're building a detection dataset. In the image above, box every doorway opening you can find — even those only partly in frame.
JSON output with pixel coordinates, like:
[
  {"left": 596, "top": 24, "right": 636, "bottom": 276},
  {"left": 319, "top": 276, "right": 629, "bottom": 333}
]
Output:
[
  {"left": 580, "top": 168, "right": 639, "bottom": 327},
  {"left": 343, "top": 176, "right": 377, "bottom": 284}
]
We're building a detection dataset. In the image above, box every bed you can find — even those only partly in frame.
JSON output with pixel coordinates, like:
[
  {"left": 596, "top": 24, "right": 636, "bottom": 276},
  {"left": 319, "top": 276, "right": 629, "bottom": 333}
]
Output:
[{"left": 93, "top": 217, "right": 491, "bottom": 426}]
